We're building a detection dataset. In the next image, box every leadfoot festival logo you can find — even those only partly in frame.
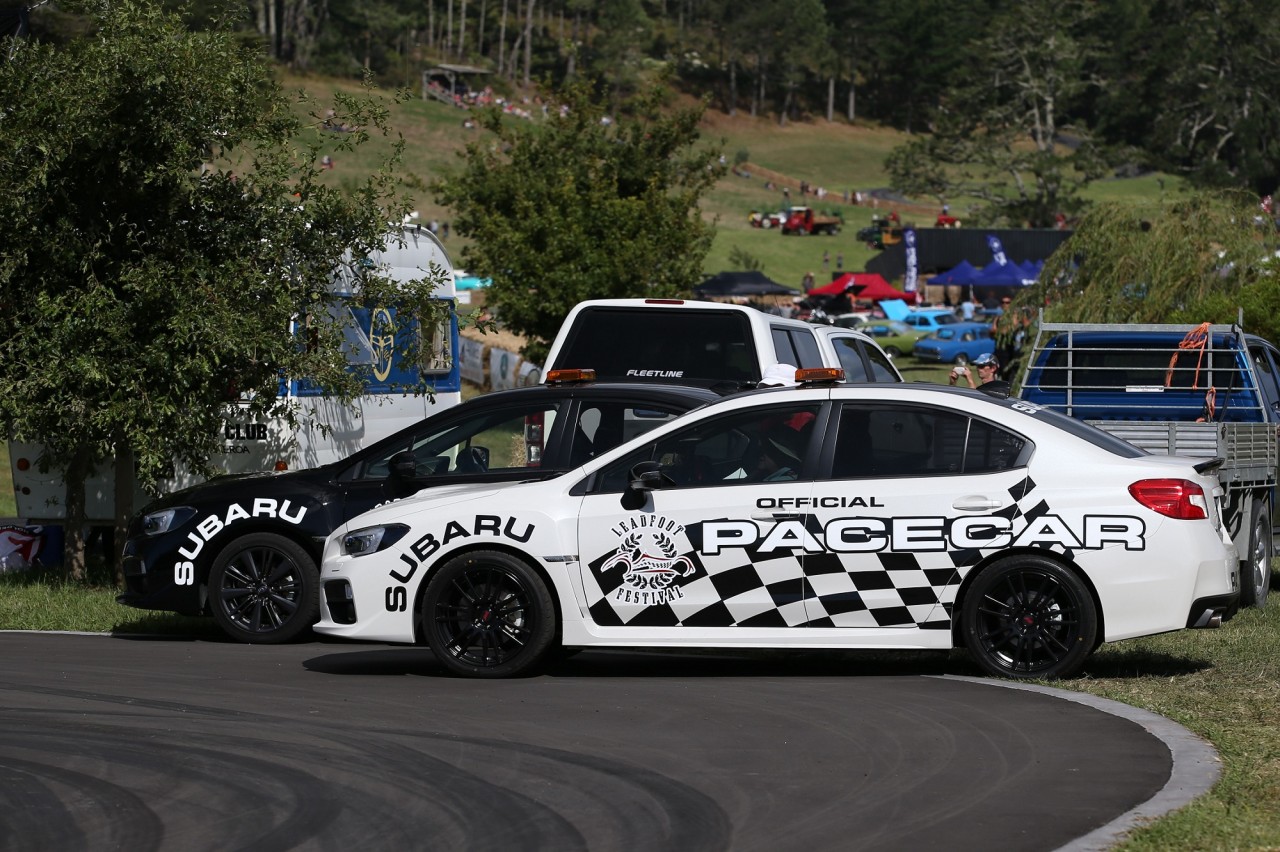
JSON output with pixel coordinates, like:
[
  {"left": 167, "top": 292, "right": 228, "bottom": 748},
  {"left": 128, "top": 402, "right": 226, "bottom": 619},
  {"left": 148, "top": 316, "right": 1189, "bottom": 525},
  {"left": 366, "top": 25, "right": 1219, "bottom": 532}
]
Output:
[{"left": 602, "top": 515, "right": 694, "bottom": 606}]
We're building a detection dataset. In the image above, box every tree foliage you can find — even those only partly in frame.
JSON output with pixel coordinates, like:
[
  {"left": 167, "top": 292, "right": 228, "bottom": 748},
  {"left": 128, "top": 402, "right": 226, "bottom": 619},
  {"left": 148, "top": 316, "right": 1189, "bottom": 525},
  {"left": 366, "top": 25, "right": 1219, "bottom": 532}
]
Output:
[
  {"left": 885, "top": 0, "right": 1108, "bottom": 226},
  {"left": 433, "top": 77, "right": 724, "bottom": 362},
  {"left": 0, "top": 0, "right": 443, "bottom": 579},
  {"left": 997, "top": 191, "right": 1280, "bottom": 374}
]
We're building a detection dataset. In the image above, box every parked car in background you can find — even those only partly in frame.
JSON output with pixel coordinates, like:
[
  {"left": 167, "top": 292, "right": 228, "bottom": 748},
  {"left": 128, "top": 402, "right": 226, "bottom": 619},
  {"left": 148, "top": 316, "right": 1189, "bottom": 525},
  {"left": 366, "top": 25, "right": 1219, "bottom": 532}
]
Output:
[
  {"left": 858, "top": 320, "right": 929, "bottom": 359},
  {"left": 543, "top": 298, "right": 903, "bottom": 388},
  {"left": 912, "top": 322, "right": 996, "bottom": 364}
]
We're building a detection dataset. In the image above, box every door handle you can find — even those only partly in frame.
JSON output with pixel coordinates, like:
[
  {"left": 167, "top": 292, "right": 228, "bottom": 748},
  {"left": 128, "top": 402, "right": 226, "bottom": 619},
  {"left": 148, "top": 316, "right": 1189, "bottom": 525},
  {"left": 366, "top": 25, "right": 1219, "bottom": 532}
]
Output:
[{"left": 952, "top": 497, "right": 1002, "bottom": 512}]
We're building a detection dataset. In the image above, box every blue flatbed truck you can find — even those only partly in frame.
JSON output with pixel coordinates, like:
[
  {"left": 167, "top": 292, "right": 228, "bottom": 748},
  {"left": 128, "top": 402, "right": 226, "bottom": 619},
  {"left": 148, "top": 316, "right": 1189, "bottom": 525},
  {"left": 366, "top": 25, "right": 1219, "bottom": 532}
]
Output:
[{"left": 1019, "top": 320, "right": 1280, "bottom": 610}]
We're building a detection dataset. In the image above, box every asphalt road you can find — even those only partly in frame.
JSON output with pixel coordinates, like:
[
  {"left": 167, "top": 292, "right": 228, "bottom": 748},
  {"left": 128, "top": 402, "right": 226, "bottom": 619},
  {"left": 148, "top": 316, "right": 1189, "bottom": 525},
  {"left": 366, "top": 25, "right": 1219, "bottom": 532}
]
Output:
[{"left": 0, "top": 634, "right": 1210, "bottom": 851}]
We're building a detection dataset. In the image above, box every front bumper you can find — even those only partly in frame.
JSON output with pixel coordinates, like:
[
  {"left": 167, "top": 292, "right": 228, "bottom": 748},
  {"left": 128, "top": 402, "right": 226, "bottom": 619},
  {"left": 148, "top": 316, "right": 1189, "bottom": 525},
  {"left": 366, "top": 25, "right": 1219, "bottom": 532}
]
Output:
[{"left": 116, "top": 534, "right": 206, "bottom": 616}]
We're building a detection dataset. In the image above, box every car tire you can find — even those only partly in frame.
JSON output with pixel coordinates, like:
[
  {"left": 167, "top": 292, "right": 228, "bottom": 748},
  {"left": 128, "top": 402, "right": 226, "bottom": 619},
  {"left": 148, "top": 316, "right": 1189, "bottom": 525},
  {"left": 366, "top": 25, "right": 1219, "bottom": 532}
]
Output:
[
  {"left": 422, "top": 550, "right": 556, "bottom": 678},
  {"left": 209, "top": 533, "right": 319, "bottom": 644},
  {"left": 883, "top": 346, "right": 900, "bottom": 358},
  {"left": 961, "top": 555, "right": 1097, "bottom": 679},
  {"left": 954, "top": 353, "right": 970, "bottom": 366},
  {"left": 1241, "top": 499, "right": 1272, "bottom": 609}
]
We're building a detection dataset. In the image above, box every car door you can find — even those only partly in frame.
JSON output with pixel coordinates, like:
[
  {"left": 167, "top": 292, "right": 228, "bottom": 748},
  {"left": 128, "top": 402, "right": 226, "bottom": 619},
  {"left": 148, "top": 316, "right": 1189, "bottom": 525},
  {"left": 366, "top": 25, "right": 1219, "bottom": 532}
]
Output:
[
  {"left": 801, "top": 400, "right": 1031, "bottom": 630},
  {"left": 576, "top": 401, "right": 823, "bottom": 630}
]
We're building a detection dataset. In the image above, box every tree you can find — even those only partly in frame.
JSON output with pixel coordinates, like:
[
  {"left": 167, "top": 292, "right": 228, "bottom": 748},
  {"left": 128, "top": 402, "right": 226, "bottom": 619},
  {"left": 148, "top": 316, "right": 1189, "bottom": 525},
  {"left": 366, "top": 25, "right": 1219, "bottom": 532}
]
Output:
[
  {"left": 433, "top": 77, "right": 724, "bottom": 363},
  {"left": 885, "top": 0, "right": 1108, "bottom": 227},
  {"left": 0, "top": 0, "right": 443, "bottom": 581},
  {"left": 998, "top": 192, "right": 1280, "bottom": 374}
]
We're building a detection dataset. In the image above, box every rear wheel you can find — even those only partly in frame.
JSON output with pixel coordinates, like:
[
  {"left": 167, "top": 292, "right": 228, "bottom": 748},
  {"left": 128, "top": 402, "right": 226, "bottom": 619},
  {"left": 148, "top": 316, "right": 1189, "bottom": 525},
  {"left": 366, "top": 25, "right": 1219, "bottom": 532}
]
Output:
[
  {"left": 423, "top": 550, "right": 556, "bottom": 678},
  {"left": 209, "top": 533, "right": 318, "bottom": 644},
  {"left": 961, "top": 555, "right": 1097, "bottom": 679},
  {"left": 883, "top": 346, "right": 901, "bottom": 359},
  {"left": 954, "top": 353, "right": 971, "bottom": 366},
  {"left": 1241, "top": 499, "right": 1272, "bottom": 608}
]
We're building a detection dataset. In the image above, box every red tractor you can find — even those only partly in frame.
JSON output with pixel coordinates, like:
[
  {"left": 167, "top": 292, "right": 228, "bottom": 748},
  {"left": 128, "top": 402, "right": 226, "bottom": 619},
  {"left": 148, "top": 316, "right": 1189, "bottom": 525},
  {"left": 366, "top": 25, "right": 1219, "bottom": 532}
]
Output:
[{"left": 781, "top": 206, "right": 842, "bottom": 235}]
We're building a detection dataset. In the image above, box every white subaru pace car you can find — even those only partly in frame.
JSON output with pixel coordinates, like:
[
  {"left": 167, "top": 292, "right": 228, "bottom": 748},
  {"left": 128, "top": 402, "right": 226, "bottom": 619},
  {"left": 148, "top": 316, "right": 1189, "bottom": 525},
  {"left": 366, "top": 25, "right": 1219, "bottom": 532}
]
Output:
[{"left": 315, "top": 371, "right": 1238, "bottom": 680}]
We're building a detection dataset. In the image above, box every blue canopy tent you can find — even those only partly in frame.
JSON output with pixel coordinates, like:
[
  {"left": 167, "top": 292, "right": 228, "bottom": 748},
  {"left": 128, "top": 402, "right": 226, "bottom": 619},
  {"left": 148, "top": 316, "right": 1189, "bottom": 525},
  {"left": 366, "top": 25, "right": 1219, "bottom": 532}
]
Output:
[
  {"left": 973, "top": 260, "right": 1028, "bottom": 288},
  {"left": 930, "top": 259, "right": 981, "bottom": 286}
]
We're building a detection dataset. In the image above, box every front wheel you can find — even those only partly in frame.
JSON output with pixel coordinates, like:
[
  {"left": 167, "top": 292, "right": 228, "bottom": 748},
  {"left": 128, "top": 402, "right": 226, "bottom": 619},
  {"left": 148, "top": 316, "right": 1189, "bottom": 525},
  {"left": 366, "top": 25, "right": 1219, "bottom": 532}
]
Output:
[
  {"left": 423, "top": 550, "right": 556, "bottom": 678},
  {"left": 209, "top": 533, "right": 319, "bottom": 644},
  {"left": 1241, "top": 499, "right": 1272, "bottom": 608},
  {"left": 961, "top": 555, "right": 1097, "bottom": 679},
  {"left": 954, "top": 353, "right": 971, "bottom": 366},
  {"left": 883, "top": 346, "right": 900, "bottom": 359}
]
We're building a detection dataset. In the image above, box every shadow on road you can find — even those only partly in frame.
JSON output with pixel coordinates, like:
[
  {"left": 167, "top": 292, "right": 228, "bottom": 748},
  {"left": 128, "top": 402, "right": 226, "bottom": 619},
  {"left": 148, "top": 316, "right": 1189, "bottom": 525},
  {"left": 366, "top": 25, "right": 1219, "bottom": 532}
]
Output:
[{"left": 299, "top": 645, "right": 1212, "bottom": 681}]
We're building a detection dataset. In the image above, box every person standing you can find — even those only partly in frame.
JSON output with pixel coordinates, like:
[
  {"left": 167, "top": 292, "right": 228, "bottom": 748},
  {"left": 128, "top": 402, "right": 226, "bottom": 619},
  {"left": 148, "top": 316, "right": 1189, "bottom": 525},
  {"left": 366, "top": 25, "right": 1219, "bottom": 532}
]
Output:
[{"left": 949, "top": 353, "right": 1001, "bottom": 389}]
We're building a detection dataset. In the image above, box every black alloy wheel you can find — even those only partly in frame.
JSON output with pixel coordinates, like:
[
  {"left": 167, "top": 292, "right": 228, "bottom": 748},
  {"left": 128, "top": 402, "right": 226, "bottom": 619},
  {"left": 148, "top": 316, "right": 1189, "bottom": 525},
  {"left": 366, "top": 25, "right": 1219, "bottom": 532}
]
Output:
[
  {"left": 423, "top": 550, "right": 556, "bottom": 678},
  {"left": 209, "top": 533, "right": 319, "bottom": 644},
  {"left": 961, "top": 555, "right": 1097, "bottom": 679}
]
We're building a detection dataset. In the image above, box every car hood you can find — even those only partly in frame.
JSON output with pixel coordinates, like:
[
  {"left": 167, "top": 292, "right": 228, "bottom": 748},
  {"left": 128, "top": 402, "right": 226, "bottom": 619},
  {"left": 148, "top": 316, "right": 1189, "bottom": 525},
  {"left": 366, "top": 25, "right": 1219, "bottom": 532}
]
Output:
[
  {"left": 137, "top": 468, "right": 328, "bottom": 512},
  {"left": 344, "top": 482, "right": 506, "bottom": 528}
]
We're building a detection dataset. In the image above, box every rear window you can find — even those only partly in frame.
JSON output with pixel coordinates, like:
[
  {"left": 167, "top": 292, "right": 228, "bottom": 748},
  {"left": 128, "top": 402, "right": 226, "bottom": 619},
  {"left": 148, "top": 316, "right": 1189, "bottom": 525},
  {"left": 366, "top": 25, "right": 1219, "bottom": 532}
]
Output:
[{"left": 550, "top": 307, "right": 761, "bottom": 384}]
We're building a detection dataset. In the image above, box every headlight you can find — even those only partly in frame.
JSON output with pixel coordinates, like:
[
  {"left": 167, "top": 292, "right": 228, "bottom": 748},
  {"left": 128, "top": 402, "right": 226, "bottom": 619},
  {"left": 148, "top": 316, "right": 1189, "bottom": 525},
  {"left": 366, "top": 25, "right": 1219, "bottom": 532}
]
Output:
[
  {"left": 342, "top": 524, "right": 409, "bottom": 557},
  {"left": 142, "top": 507, "right": 196, "bottom": 536}
]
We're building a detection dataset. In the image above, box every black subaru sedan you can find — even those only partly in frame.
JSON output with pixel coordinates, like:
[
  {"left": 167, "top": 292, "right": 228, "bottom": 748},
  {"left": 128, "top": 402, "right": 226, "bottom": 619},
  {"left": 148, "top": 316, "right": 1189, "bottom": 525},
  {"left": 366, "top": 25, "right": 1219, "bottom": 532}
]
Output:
[{"left": 119, "top": 378, "right": 718, "bottom": 643}]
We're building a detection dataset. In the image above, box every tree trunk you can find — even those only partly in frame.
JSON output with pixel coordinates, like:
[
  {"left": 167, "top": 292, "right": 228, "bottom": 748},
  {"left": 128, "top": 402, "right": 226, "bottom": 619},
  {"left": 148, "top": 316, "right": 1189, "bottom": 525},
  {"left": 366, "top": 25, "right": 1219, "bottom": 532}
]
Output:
[
  {"left": 728, "top": 59, "right": 737, "bottom": 117},
  {"left": 62, "top": 448, "right": 91, "bottom": 583},
  {"left": 113, "top": 444, "right": 134, "bottom": 589},
  {"left": 458, "top": 0, "right": 468, "bottom": 57},
  {"left": 446, "top": 0, "right": 454, "bottom": 54},
  {"left": 826, "top": 76, "right": 835, "bottom": 122},
  {"left": 478, "top": 0, "right": 487, "bottom": 57},
  {"left": 497, "top": 0, "right": 508, "bottom": 78},
  {"left": 522, "top": 0, "right": 536, "bottom": 87}
]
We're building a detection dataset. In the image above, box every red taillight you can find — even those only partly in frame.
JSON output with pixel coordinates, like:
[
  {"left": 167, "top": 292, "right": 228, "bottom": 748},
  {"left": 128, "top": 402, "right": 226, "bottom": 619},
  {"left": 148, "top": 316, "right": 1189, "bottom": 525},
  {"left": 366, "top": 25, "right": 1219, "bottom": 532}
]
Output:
[
  {"left": 274, "top": 460, "right": 289, "bottom": 472},
  {"left": 16, "top": 457, "right": 30, "bottom": 471},
  {"left": 1129, "top": 479, "right": 1208, "bottom": 520}
]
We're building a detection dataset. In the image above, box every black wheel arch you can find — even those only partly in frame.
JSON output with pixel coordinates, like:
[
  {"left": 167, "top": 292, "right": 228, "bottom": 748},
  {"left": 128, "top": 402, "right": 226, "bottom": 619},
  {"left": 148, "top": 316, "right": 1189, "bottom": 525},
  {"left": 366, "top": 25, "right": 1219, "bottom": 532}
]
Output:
[
  {"left": 950, "top": 548, "right": 1106, "bottom": 652},
  {"left": 411, "top": 542, "right": 565, "bottom": 646}
]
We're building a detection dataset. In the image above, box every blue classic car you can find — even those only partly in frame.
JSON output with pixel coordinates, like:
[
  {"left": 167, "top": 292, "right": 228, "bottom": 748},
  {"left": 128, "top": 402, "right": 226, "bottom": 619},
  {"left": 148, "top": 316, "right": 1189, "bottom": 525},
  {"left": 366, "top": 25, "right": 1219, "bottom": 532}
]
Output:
[{"left": 911, "top": 322, "right": 995, "bottom": 364}]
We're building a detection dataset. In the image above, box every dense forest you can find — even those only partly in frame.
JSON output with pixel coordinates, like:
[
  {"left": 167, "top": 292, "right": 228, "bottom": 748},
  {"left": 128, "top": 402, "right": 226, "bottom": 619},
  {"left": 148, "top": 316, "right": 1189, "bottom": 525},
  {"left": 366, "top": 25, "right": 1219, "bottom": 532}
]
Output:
[{"left": 12, "top": 0, "right": 1280, "bottom": 199}]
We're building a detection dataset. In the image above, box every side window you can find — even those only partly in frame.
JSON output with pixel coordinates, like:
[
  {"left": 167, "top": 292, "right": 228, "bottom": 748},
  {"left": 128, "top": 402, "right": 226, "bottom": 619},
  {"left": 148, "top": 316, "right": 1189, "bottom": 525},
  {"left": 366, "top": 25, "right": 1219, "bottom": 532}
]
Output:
[
  {"left": 771, "top": 327, "right": 825, "bottom": 369},
  {"left": 567, "top": 401, "right": 692, "bottom": 467},
  {"left": 1250, "top": 345, "right": 1280, "bottom": 414},
  {"left": 830, "top": 336, "right": 871, "bottom": 382},
  {"left": 594, "top": 403, "right": 822, "bottom": 492},
  {"left": 358, "top": 401, "right": 564, "bottom": 479},
  {"left": 826, "top": 403, "right": 1027, "bottom": 479},
  {"left": 860, "top": 343, "right": 900, "bottom": 383}
]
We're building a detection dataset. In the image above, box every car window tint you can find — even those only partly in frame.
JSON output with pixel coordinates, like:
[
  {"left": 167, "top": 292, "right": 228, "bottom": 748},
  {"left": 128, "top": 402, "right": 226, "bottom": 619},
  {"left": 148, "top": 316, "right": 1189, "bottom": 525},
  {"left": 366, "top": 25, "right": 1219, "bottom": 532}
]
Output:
[
  {"left": 595, "top": 403, "right": 821, "bottom": 492},
  {"left": 830, "top": 337, "right": 871, "bottom": 381},
  {"left": 359, "top": 401, "right": 565, "bottom": 479},
  {"left": 1250, "top": 344, "right": 1280, "bottom": 411},
  {"left": 861, "top": 344, "right": 899, "bottom": 382},
  {"left": 568, "top": 402, "right": 692, "bottom": 467},
  {"left": 826, "top": 403, "right": 1027, "bottom": 478}
]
